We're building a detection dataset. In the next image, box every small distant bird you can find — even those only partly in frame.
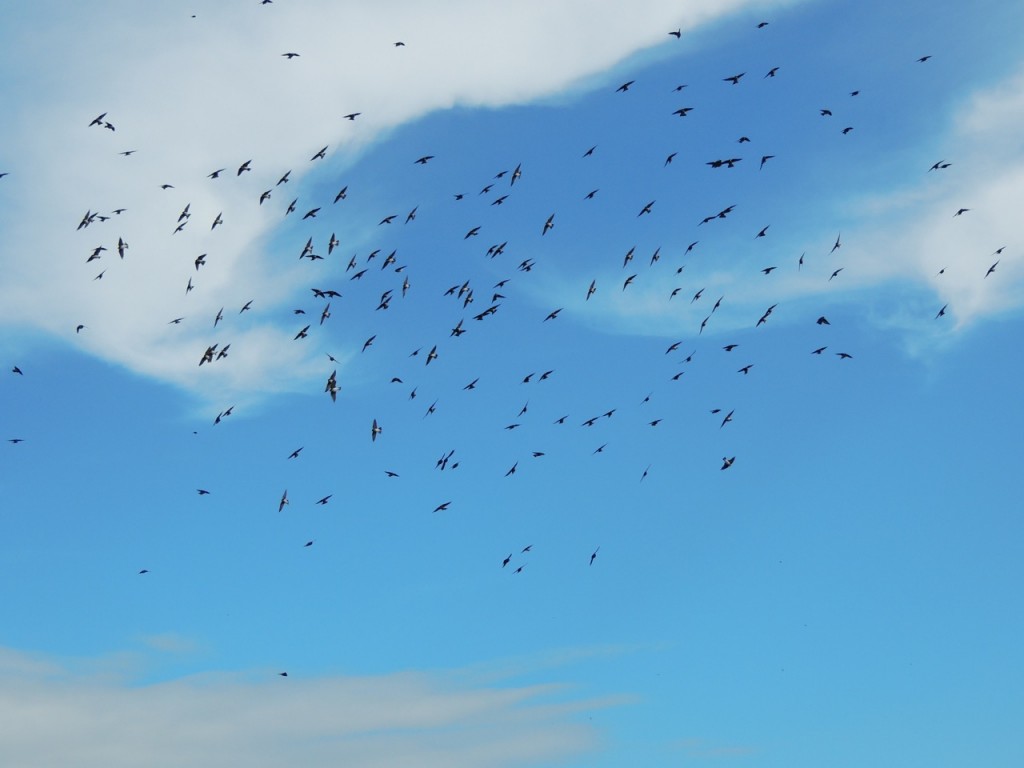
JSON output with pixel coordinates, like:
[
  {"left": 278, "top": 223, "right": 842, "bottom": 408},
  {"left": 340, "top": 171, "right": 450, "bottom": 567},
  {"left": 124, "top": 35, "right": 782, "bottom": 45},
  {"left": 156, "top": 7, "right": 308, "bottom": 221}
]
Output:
[
  {"left": 616, "top": 80, "right": 635, "bottom": 92},
  {"left": 985, "top": 261, "right": 999, "bottom": 278},
  {"left": 278, "top": 490, "right": 289, "bottom": 512},
  {"left": 917, "top": 55, "right": 932, "bottom": 62},
  {"left": 816, "top": 316, "right": 830, "bottom": 325},
  {"left": 197, "top": 489, "right": 211, "bottom": 495},
  {"left": 590, "top": 547, "right": 600, "bottom": 566},
  {"left": 756, "top": 304, "right": 777, "bottom": 326},
  {"left": 721, "top": 456, "right": 735, "bottom": 470},
  {"left": 288, "top": 447, "right": 303, "bottom": 460},
  {"left": 542, "top": 214, "right": 555, "bottom": 235},
  {"left": 812, "top": 346, "right": 827, "bottom": 354},
  {"left": 282, "top": 52, "right": 300, "bottom": 58},
  {"left": 953, "top": 208, "right": 970, "bottom": 217},
  {"left": 433, "top": 501, "right": 451, "bottom": 513},
  {"left": 836, "top": 352, "right": 853, "bottom": 359},
  {"left": 310, "top": 146, "right": 327, "bottom": 161},
  {"left": 669, "top": 28, "right": 681, "bottom": 38},
  {"left": 343, "top": 113, "right": 361, "bottom": 121},
  {"left": 935, "top": 304, "right": 948, "bottom": 319}
]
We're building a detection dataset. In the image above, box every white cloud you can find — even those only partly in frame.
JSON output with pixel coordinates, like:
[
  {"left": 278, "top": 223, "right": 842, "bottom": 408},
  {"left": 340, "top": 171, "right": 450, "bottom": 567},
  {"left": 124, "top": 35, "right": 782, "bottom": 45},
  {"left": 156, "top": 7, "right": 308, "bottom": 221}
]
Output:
[
  {"left": 0, "top": 0, "right": 781, "bottom": 405},
  {"left": 0, "top": 646, "right": 610, "bottom": 768}
]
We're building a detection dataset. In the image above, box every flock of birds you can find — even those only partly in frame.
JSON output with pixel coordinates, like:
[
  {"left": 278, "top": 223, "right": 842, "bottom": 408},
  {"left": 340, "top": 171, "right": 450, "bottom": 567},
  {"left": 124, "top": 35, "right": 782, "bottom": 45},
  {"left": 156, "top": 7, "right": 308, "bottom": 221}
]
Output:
[{"left": 3, "top": 9, "right": 1011, "bottom": 615}]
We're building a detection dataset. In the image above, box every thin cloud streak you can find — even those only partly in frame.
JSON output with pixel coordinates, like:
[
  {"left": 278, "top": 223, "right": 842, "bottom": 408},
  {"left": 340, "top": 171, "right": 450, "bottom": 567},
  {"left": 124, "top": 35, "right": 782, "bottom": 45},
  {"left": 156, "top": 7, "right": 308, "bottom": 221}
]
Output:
[{"left": 0, "top": 646, "right": 606, "bottom": 768}]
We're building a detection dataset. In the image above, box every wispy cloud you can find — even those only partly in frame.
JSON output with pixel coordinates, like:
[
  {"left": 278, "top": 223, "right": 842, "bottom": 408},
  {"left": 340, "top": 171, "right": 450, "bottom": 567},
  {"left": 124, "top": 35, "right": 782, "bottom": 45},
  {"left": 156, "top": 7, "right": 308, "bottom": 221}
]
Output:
[
  {"left": 0, "top": 645, "right": 609, "bottom": 768},
  {"left": 542, "top": 65, "right": 1024, "bottom": 342}
]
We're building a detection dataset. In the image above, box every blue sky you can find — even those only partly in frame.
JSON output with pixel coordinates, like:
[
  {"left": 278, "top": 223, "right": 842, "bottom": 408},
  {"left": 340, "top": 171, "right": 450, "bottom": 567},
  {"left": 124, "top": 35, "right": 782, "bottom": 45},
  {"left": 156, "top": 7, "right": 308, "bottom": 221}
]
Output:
[{"left": 1, "top": 0, "right": 1023, "bottom": 765}]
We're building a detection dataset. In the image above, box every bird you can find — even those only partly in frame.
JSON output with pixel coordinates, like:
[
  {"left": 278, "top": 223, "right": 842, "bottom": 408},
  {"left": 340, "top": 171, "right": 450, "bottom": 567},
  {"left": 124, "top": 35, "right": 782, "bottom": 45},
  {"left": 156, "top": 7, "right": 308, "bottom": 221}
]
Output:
[
  {"left": 721, "top": 456, "right": 735, "bottom": 470},
  {"left": 197, "top": 489, "right": 211, "bottom": 495},
  {"left": 371, "top": 419, "right": 382, "bottom": 442},
  {"left": 756, "top": 304, "right": 777, "bottom": 326},
  {"left": 985, "top": 261, "right": 999, "bottom": 278},
  {"left": 278, "top": 490, "right": 289, "bottom": 512},
  {"left": 589, "top": 547, "right": 600, "bottom": 566},
  {"left": 343, "top": 112, "right": 361, "bottom": 121},
  {"left": 669, "top": 28, "right": 681, "bottom": 38},
  {"left": 282, "top": 52, "right": 300, "bottom": 58},
  {"left": 414, "top": 155, "right": 434, "bottom": 165},
  {"left": 310, "top": 145, "right": 327, "bottom": 161},
  {"left": 542, "top": 214, "right": 555, "bottom": 235},
  {"left": 836, "top": 352, "right": 854, "bottom": 359},
  {"left": 935, "top": 304, "right": 948, "bottom": 319},
  {"left": 288, "top": 447, "right": 303, "bottom": 459},
  {"left": 433, "top": 501, "right": 451, "bottom": 513},
  {"left": 616, "top": 80, "right": 635, "bottom": 92},
  {"left": 723, "top": 73, "right": 745, "bottom": 84}
]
